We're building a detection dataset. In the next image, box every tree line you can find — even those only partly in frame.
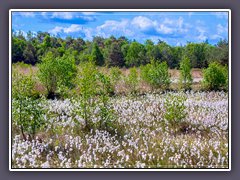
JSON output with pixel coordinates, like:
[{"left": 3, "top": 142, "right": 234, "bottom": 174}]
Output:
[{"left": 12, "top": 31, "right": 229, "bottom": 68}]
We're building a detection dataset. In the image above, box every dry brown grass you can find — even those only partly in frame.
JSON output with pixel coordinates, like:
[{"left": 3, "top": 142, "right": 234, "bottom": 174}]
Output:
[{"left": 12, "top": 64, "right": 204, "bottom": 96}]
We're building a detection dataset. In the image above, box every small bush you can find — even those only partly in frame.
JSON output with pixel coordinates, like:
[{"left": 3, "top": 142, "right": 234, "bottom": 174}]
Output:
[
  {"left": 75, "top": 61, "right": 99, "bottom": 130},
  {"left": 74, "top": 63, "right": 120, "bottom": 135},
  {"left": 203, "top": 62, "right": 228, "bottom": 90},
  {"left": 179, "top": 56, "right": 192, "bottom": 90},
  {"left": 97, "top": 73, "right": 118, "bottom": 134},
  {"left": 38, "top": 52, "right": 77, "bottom": 98},
  {"left": 109, "top": 67, "right": 122, "bottom": 86},
  {"left": 12, "top": 71, "right": 45, "bottom": 140},
  {"left": 163, "top": 93, "right": 187, "bottom": 134},
  {"left": 141, "top": 60, "right": 170, "bottom": 90},
  {"left": 125, "top": 67, "right": 139, "bottom": 94}
]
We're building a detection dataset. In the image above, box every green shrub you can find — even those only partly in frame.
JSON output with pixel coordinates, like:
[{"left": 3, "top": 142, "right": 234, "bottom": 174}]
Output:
[
  {"left": 141, "top": 60, "right": 170, "bottom": 90},
  {"left": 203, "top": 62, "right": 228, "bottom": 90},
  {"left": 109, "top": 67, "right": 122, "bottom": 86},
  {"left": 179, "top": 56, "right": 192, "bottom": 90},
  {"left": 75, "top": 61, "right": 99, "bottom": 130},
  {"left": 12, "top": 71, "right": 45, "bottom": 140},
  {"left": 38, "top": 52, "right": 77, "bottom": 98},
  {"left": 97, "top": 73, "right": 118, "bottom": 134},
  {"left": 125, "top": 67, "right": 139, "bottom": 94},
  {"left": 12, "top": 70, "right": 35, "bottom": 98},
  {"left": 163, "top": 93, "right": 187, "bottom": 134},
  {"left": 75, "top": 62, "right": 119, "bottom": 135}
]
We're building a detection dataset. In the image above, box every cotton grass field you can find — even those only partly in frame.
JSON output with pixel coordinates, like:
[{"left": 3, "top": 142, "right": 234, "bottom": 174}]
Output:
[{"left": 11, "top": 90, "right": 228, "bottom": 169}]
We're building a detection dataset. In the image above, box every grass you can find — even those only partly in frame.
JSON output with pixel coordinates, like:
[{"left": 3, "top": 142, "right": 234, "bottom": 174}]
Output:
[{"left": 11, "top": 64, "right": 228, "bottom": 169}]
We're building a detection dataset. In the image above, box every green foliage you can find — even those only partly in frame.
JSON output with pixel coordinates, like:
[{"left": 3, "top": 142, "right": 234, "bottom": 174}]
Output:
[
  {"left": 23, "top": 42, "right": 38, "bottom": 65},
  {"left": 163, "top": 93, "right": 187, "bottom": 134},
  {"left": 38, "top": 52, "right": 77, "bottom": 98},
  {"left": 203, "top": 62, "right": 228, "bottom": 90},
  {"left": 216, "top": 39, "right": 229, "bottom": 65},
  {"left": 157, "top": 41, "right": 175, "bottom": 67},
  {"left": 97, "top": 73, "right": 117, "bottom": 134},
  {"left": 42, "top": 35, "right": 52, "bottom": 53},
  {"left": 141, "top": 60, "right": 170, "bottom": 90},
  {"left": 12, "top": 31, "right": 229, "bottom": 69},
  {"left": 179, "top": 56, "right": 193, "bottom": 90},
  {"left": 106, "top": 42, "right": 125, "bottom": 67},
  {"left": 12, "top": 36, "right": 26, "bottom": 63},
  {"left": 79, "top": 53, "right": 94, "bottom": 63},
  {"left": 12, "top": 71, "right": 45, "bottom": 140},
  {"left": 12, "top": 69, "right": 35, "bottom": 98},
  {"left": 75, "top": 62, "right": 118, "bottom": 134},
  {"left": 12, "top": 97, "right": 45, "bottom": 141},
  {"left": 76, "top": 61, "right": 99, "bottom": 130},
  {"left": 125, "top": 67, "right": 139, "bottom": 94},
  {"left": 109, "top": 67, "right": 122, "bottom": 88},
  {"left": 184, "top": 42, "right": 208, "bottom": 68},
  {"left": 125, "top": 42, "right": 146, "bottom": 67},
  {"left": 91, "top": 42, "right": 104, "bottom": 66}
]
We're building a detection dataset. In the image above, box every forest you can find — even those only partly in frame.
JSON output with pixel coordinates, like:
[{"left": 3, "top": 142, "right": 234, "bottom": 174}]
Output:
[{"left": 12, "top": 31, "right": 229, "bottom": 69}]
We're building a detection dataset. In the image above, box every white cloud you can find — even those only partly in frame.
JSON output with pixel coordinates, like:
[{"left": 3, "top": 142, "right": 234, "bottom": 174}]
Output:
[
  {"left": 19, "top": 12, "right": 35, "bottom": 17},
  {"left": 131, "top": 16, "right": 190, "bottom": 36},
  {"left": 14, "top": 30, "right": 27, "bottom": 37},
  {"left": 48, "top": 24, "right": 94, "bottom": 40},
  {"left": 163, "top": 18, "right": 174, "bottom": 25},
  {"left": 188, "top": 12, "right": 193, "bottom": 17},
  {"left": 131, "top": 16, "right": 156, "bottom": 30},
  {"left": 77, "top": 15, "right": 95, "bottom": 21},
  {"left": 48, "top": 26, "right": 63, "bottom": 35},
  {"left": 52, "top": 12, "right": 74, "bottom": 19},
  {"left": 83, "top": 28, "right": 93, "bottom": 40},
  {"left": 197, "top": 33, "right": 207, "bottom": 41},
  {"left": 63, "top": 24, "right": 82, "bottom": 33},
  {"left": 196, "top": 26, "right": 207, "bottom": 41},
  {"left": 41, "top": 12, "right": 49, "bottom": 18},
  {"left": 217, "top": 24, "right": 228, "bottom": 34},
  {"left": 81, "top": 12, "right": 96, "bottom": 15},
  {"left": 48, "top": 24, "right": 83, "bottom": 34},
  {"left": 177, "top": 17, "right": 183, "bottom": 28},
  {"left": 210, "top": 34, "right": 223, "bottom": 40},
  {"left": 157, "top": 24, "right": 173, "bottom": 34},
  {"left": 212, "top": 12, "right": 228, "bottom": 19},
  {"left": 96, "top": 19, "right": 134, "bottom": 37}
]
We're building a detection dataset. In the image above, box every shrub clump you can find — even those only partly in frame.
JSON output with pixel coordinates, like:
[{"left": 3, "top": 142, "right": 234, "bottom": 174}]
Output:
[
  {"left": 203, "top": 62, "right": 228, "bottom": 90},
  {"left": 163, "top": 93, "right": 187, "bottom": 134},
  {"left": 38, "top": 52, "right": 77, "bottom": 99},
  {"left": 125, "top": 67, "right": 139, "bottom": 94},
  {"left": 12, "top": 71, "right": 45, "bottom": 140},
  {"left": 179, "top": 56, "right": 192, "bottom": 90},
  {"left": 141, "top": 60, "right": 170, "bottom": 90},
  {"left": 74, "top": 62, "right": 121, "bottom": 135}
]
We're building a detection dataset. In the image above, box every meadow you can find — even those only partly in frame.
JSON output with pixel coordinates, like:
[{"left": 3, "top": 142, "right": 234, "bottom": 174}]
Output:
[
  {"left": 11, "top": 62, "right": 229, "bottom": 169},
  {"left": 11, "top": 31, "right": 229, "bottom": 169}
]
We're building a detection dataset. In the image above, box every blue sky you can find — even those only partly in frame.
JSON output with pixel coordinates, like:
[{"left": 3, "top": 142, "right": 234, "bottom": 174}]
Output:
[{"left": 12, "top": 11, "right": 229, "bottom": 46}]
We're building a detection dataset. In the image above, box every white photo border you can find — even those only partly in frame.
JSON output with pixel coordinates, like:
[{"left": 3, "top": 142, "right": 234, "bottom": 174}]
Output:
[{"left": 9, "top": 9, "right": 231, "bottom": 172}]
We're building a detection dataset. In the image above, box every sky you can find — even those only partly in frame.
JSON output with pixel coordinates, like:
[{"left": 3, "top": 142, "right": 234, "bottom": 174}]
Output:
[{"left": 11, "top": 11, "right": 229, "bottom": 46}]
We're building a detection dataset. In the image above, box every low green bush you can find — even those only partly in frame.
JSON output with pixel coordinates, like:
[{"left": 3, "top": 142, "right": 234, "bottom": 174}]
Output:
[
  {"left": 179, "top": 56, "right": 192, "bottom": 90},
  {"left": 12, "top": 71, "right": 45, "bottom": 140},
  {"left": 38, "top": 52, "right": 77, "bottom": 98},
  {"left": 141, "top": 60, "right": 170, "bottom": 90},
  {"left": 163, "top": 93, "right": 187, "bottom": 134},
  {"left": 125, "top": 67, "right": 138, "bottom": 94},
  {"left": 203, "top": 62, "right": 228, "bottom": 90}
]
